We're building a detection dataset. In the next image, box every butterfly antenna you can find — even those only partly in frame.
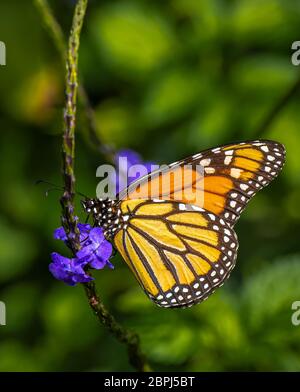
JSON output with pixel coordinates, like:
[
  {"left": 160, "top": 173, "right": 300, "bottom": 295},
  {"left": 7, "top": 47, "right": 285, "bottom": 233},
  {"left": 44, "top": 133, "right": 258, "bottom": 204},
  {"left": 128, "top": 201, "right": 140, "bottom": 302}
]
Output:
[
  {"left": 35, "top": 179, "right": 89, "bottom": 199},
  {"left": 76, "top": 190, "right": 89, "bottom": 198},
  {"left": 35, "top": 179, "right": 64, "bottom": 190},
  {"left": 35, "top": 180, "right": 64, "bottom": 197}
]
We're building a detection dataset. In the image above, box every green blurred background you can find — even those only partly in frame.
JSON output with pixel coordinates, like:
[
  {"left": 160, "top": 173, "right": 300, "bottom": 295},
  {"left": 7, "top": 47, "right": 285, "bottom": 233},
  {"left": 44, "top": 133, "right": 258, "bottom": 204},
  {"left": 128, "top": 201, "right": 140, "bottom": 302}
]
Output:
[{"left": 0, "top": 0, "right": 300, "bottom": 371}]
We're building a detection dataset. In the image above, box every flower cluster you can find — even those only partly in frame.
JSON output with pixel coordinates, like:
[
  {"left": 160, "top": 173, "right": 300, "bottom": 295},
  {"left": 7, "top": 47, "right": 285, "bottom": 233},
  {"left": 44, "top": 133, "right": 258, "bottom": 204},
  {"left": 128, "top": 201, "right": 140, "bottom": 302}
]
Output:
[
  {"left": 113, "top": 149, "right": 155, "bottom": 193},
  {"left": 50, "top": 223, "right": 113, "bottom": 286},
  {"left": 50, "top": 149, "right": 154, "bottom": 285}
]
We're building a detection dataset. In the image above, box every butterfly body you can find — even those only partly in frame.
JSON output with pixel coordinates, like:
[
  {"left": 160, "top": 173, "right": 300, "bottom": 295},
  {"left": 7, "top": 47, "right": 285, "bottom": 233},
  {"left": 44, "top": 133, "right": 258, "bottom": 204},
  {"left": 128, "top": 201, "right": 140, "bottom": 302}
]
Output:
[{"left": 83, "top": 140, "right": 286, "bottom": 308}]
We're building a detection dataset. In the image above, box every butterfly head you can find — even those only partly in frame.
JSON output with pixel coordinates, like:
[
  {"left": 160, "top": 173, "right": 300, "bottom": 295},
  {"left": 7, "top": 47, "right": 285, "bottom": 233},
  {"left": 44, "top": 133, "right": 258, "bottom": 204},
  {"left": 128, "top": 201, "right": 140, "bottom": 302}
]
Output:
[
  {"left": 81, "top": 198, "right": 95, "bottom": 214},
  {"left": 81, "top": 198, "right": 120, "bottom": 238}
]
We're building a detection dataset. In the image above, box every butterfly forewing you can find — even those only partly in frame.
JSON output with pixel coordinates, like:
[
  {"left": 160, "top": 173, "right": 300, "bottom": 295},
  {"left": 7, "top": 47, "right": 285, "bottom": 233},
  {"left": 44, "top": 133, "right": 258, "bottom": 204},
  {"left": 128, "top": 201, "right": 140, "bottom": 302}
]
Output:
[{"left": 119, "top": 140, "right": 286, "bottom": 227}]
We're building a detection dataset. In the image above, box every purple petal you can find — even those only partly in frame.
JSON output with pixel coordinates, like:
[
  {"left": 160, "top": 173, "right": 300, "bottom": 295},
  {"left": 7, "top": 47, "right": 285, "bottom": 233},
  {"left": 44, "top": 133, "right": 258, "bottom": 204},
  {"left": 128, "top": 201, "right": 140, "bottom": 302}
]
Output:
[
  {"left": 49, "top": 252, "right": 75, "bottom": 285},
  {"left": 95, "top": 241, "right": 113, "bottom": 263},
  {"left": 49, "top": 252, "right": 93, "bottom": 286},
  {"left": 50, "top": 252, "right": 72, "bottom": 268},
  {"left": 89, "top": 227, "right": 105, "bottom": 245},
  {"left": 144, "top": 162, "right": 156, "bottom": 174},
  {"left": 53, "top": 222, "right": 91, "bottom": 243},
  {"left": 78, "top": 223, "right": 92, "bottom": 233},
  {"left": 90, "top": 258, "right": 114, "bottom": 270},
  {"left": 106, "top": 260, "right": 114, "bottom": 269},
  {"left": 71, "top": 270, "right": 93, "bottom": 284},
  {"left": 53, "top": 227, "right": 67, "bottom": 241},
  {"left": 76, "top": 229, "right": 112, "bottom": 268},
  {"left": 115, "top": 149, "right": 142, "bottom": 167},
  {"left": 89, "top": 258, "right": 107, "bottom": 269},
  {"left": 76, "top": 244, "right": 94, "bottom": 262}
]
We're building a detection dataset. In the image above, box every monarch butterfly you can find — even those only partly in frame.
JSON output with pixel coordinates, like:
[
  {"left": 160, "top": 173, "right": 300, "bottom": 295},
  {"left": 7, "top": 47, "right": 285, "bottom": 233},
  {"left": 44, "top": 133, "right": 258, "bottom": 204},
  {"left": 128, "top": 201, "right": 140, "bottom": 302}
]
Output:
[{"left": 82, "top": 140, "right": 286, "bottom": 308}]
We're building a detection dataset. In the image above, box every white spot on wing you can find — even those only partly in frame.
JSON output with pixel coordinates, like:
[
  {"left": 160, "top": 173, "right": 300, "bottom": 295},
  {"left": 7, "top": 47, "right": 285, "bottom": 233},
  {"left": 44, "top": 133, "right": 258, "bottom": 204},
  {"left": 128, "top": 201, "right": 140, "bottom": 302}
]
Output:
[
  {"left": 192, "top": 153, "right": 202, "bottom": 159},
  {"left": 224, "top": 156, "right": 232, "bottom": 165},
  {"left": 191, "top": 205, "right": 204, "bottom": 212},
  {"left": 205, "top": 167, "right": 215, "bottom": 174},
  {"left": 200, "top": 158, "right": 211, "bottom": 166},
  {"left": 231, "top": 168, "right": 242, "bottom": 178}
]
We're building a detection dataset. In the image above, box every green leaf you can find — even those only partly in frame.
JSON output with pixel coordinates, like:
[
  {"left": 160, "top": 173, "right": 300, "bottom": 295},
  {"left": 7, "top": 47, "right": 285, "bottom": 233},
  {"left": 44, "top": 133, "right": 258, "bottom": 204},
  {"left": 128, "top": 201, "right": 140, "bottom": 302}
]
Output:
[
  {"left": 91, "top": 3, "right": 175, "bottom": 76},
  {"left": 0, "top": 219, "right": 37, "bottom": 283}
]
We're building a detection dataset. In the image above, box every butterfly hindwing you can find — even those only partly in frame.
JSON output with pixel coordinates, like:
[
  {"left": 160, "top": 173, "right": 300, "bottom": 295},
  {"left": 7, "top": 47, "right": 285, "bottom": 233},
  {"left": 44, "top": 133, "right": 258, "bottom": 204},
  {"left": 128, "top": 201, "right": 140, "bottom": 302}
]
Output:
[{"left": 113, "top": 199, "right": 238, "bottom": 308}]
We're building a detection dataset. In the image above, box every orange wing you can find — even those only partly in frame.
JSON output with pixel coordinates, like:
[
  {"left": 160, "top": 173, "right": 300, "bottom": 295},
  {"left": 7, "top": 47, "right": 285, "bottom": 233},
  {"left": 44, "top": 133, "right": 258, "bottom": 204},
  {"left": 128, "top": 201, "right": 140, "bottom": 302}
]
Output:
[{"left": 119, "top": 140, "right": 286, "bottom": 227}]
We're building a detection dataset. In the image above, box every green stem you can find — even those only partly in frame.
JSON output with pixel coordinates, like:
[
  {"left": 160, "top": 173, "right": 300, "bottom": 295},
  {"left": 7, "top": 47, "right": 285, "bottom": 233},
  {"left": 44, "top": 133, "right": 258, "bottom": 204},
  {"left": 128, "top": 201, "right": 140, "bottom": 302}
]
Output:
[
  {"left": 34, "top": 0, "right": 66, "bottom": 62},
  {"left": 60, "top": 0, "right": 87, "bottom": 252},
  {"left": 35, "top": 0, "right": 150, "bottom": 372},
  {"left": 84, "top": 281, "right": 151, "bottom": 372},
  {"left": 253, "top": 73, "right": 300, "bottom": 138},
  {"left": 34, "top": 0, "right": 114, "bottom": 161}
]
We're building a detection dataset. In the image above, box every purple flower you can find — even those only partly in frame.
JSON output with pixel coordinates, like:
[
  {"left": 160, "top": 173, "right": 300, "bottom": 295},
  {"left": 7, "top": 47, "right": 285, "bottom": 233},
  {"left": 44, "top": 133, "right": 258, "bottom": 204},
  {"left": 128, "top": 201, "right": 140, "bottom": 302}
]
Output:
[
  {"left": 49, "top": 224, "right": 113, "bottom": 286},
  {"left": 54, "top": 223, "right": 91, "bottom": 243},
  {"left": 49, "top": 253, "right": 92, "bottom": 286},
  {"left": 112, "top": 149, "right": 156, "bottom": 194},
  {"left": 76, "top": 227, "right": 113, "bottom": 269}
]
